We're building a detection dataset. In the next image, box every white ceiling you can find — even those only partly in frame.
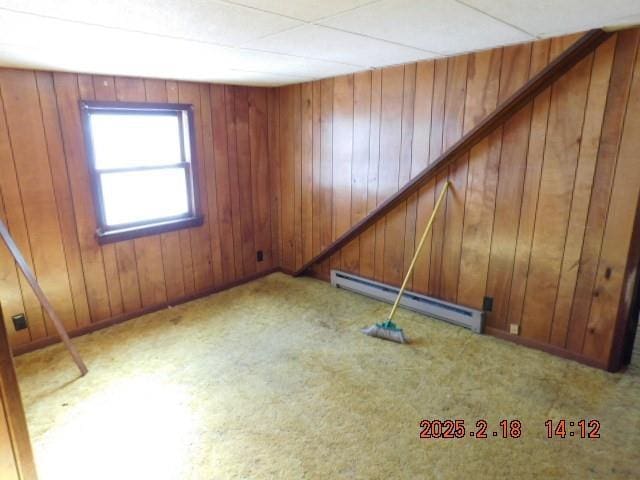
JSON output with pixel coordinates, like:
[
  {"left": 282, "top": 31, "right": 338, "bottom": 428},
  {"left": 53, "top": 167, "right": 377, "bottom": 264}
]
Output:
[{"left": 0, "top": 0, "right": 638, "bottom": 87}]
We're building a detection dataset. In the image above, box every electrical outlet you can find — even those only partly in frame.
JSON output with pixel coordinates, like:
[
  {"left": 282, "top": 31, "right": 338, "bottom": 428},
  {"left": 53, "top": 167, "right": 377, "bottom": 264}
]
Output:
[
  {"left": 256, "top": 250, "right": 264, "bottom": 262},
  {"left": 12, "top": 313, "right": 28, "bottom": 331},
  {"left": 509, "top": 323, "right": 520, "bottom": 335},
  {"left": 482, "top": 296, "right": 494, "bottom": 312}
]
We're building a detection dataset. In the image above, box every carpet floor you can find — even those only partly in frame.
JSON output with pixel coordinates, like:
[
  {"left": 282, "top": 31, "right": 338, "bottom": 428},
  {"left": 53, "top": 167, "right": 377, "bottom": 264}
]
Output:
[{"left": 15, "top": 273, "right": 640, "bottom": 479}]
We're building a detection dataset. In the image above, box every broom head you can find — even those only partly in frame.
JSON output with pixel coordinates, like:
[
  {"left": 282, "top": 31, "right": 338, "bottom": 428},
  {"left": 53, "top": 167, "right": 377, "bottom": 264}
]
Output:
[{"left": 361, "top": 320, "right": 407, "bottom": 344}]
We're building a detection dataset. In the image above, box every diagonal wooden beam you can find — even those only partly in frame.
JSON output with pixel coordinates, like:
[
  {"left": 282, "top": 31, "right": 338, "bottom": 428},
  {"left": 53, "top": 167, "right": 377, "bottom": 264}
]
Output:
[
  {"left": 0, "top": 219, "right": 88, "bottom": 376},
  {"left": 294, "top": 29, "right": 612, "bottom": 277}
]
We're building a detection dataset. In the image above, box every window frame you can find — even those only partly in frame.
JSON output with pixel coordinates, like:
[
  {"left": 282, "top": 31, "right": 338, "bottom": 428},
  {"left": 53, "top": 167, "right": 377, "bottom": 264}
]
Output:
[{"left": 80, "top": 100, "right": 203, "bottom": 244}]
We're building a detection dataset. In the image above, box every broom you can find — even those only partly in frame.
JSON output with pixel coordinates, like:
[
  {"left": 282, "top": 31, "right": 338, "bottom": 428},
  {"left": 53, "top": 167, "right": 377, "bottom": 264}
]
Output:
[{"left": 362, "top": 181, "right": 450, "bottom": 343}]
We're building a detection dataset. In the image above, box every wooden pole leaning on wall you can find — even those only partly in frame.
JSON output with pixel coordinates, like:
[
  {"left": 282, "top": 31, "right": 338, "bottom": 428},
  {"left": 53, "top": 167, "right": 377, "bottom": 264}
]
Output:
[{"left": 0, "top": 219, "right": 88, "bottom": 376}]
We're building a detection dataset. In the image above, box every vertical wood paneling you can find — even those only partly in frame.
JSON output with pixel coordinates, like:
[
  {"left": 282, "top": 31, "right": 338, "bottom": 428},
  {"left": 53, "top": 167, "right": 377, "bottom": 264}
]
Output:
[
  {"left": 567, "top": 30, "right": 640, "bottom": 353},
  {"left": 0, "top": 70, "right": 77, "bottom": 337},
  {"left": 332, "top": 75, "right": 354, "bottom": 272},
  {"left": 224, "top": 86, "right": 245, "bottom": 280},
  {"left": 457, "top": 49, "right": 502, "bottom": 308},
  {"left": 484, "top": 43, "right": 533, "bottom": 328},
  {"left": 0, "top": 77, "right": 49, "bottom": 342},
  {"left": 440, "top": 55, "right": 468, "bottom": 301},
  {"left": 359, "top": 70, "right": 381, "bottom": 280},
  {"left": 211, "top": 84, "right": 237, "bottom": 283},
  {"left": 379, "top": 66, "right": 405, "bottom": 286},
  {"left": 0, "top": 69, "right": 272, "bottom": 351},
  {"left": 0, "top": 310, "right": 37, "bottom": 480},
  {"left": 300, "top": 83, "right": 314, "bottom": 265},
  {"left": 248, "top": 88, "right": 272, "bottom": 272},
  {"left": 273, "top": 30, "right": 640, "bottom": 369},
  {"left": 279, "top": 86, "right": 297, "bottom": 271},
  {"left": 0, "top": 189, "right": 30, "bottom": 346},
  {"left": 234, "top": 87, "right": 257, "bottom": 276},
  {"left": 54, "top": 72, "right": 112, "bottom": 322},
  {"left": 267, "top": 88, "right": 282, "bottom": 269},
  {"left": 319, "top": 79, "right": 334, "bottom": 278},
  {"left": 310, "top": 82, "right": 322, "bottom": 274},
  {"left": 90, "top": 76, "right": 126, "bottom": 315},
  {"left": 427, "top": 59, "right": 448, "bottom": 296},
  {"left": 583, "top": 44, "right": 640, "bottom": 362},
  {"left": 549, "top": 37, "right": 616, "bottom": 346},
  {"left": 411, "top": 61, "right": 436, "bottom": 294},
  {"left": 520, "top": 41, "right": 593, "bottom": 342},
  {"left": 505, "top": 39, "right": 552, "bottom": 330},
  {"left": 117, "top": 77, "right": 169, "bottom": 308},
  {"left": 178, "top": 82, "right": 214, "bottom": 293},
  {"left": 110, "top": 77, "right": 144, "bottom": 312},
  {"left": 342, "top": 72, "right": 371, "bottom": 273},
  {"left": 37, "top": 72, "right": 92, "bottom": 329}
]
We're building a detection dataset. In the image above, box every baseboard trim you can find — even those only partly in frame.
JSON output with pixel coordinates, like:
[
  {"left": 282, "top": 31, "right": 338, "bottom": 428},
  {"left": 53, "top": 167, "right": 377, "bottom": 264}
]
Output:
[
  {"left": 280, "top": 268, "right": 609, "bottom": 370},
  {"left": 484, "top": 326, "right": 608, "bottom": 370},
  {"left": 13, "top": 267, "right": 280, "bottom": 356}
]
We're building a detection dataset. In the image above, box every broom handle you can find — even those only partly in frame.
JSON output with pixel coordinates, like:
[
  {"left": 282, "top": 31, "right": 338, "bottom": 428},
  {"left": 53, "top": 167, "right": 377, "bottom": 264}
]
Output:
[{"left": 387, "top": 181, "right": 450, "bottom": 322}]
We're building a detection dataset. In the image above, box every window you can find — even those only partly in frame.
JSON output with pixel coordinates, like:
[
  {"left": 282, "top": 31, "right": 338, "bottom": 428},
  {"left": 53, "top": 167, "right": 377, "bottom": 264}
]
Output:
[{"left": 81, "top": 101, "right": 202, "bottom": 244}]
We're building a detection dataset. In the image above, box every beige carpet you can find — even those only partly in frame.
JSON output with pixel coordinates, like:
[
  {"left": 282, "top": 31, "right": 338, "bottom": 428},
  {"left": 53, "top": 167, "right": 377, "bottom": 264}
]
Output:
[{"left": 15, "top": 273, "right": 640, "bottom": 479}]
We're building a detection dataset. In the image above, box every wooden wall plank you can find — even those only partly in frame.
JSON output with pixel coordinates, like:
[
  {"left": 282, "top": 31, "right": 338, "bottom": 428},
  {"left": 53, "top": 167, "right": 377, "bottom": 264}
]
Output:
[
  {"left": 399, "top": 64, "right": 417, "bottom": 288},
  {"left": 224, "top": 86, "right": 245, "bottom": 279},
  {"left": 52, "top": 72, "right": 112, "bottom": 322},
  {"left": 268, "top": 88, "right": 282, "bottom": 269},
  {"left": 279, "top": 86, "right": 296, "bottom": 271},
  {"left": 248, "top": 88, "right": 272, "bottom": 272},
  {"left": 36, "top": 72, "right": 91, "bottom": 329},
  {"left": 89, "top": 75, "right": 126, "bottom": 316},
  {"left": 0, "top": 186, "right": 30, "bottom": 346},
  {"left": 292, "top": 85, "right": 304, "bottom": 272},
  {"left": 379, "top": 66, "right": 405, "bottom": 286},
  {"left": 310, "top": 81, "right": 322, "bottom": 273},
  {"left": 343, "top": 71, "right": 372, "bottom": 274},
  {"left": 178, "top": 82, "right": 214, "bottom": 293},
  {"left": 505, "top": 39, "right": 552, "bottom": 331},
  {"left": 457, "top": 49, "right": 502, "bottom": 308},
  {"left": 484, "top": 43, "right": 533, "bottom": 329},
  {"left": 359, "top": 70, "right": 381, "bottom": 280},
  {"left": 427, "top": 59, "right": 448, "bottom": 296},
  {"left": 198, "top": 83, "right": 224, "bottom": 284},
  {"left": 300, "top": 83, "right": 314, "bottom": 265},
  {"left": 583, "top": 44, "right": 640, "bottom": 362},
  {"left": 211, "top": 84, "right": 237, "bottom": 283},
  {"left": 411, "top": 61, "right": 436, "bottom": 294},
  {"left": 332, "top": 75, "right": 354, "bottom": 273},
  {"left": 520, "top": 39, "right": 593, "bottom": 342},
  {"left": 567, "top": 30, "right": 640, "bottom": 353},
  {"left": 319, "top": 79, "right": 334, "bottom": 278},
  {"left": 0, "top": 70, "right": 77, "bottom": 336},
  {"left": 440, "top": 55, "right": 469, "bottom": 301},
  {"left": 234, "top": 87, "right": 257, "bottom": 276},
  {"left": 550, "top": 37, "right": 616, "bottom": 346},
  {"left": 0, "top": 308, "right": 37, "bottom": 480},
  {"left": 145, "top": 78, "right": 187, "bottom": 300}
]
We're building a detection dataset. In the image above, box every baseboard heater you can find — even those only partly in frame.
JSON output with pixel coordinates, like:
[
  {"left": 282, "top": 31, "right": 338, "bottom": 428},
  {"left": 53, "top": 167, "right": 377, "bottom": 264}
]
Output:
[{"left": 330, "top": 270, "right": 484, "bottom": 333}]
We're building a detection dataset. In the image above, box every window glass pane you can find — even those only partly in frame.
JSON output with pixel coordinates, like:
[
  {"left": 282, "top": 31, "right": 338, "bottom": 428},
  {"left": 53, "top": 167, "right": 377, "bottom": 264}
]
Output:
[
  {"left": 90, "top": 113, "right": 183, "bottom": 169},
  {"left": 100, "top": 168, "right": 189, "bottom": 227}
]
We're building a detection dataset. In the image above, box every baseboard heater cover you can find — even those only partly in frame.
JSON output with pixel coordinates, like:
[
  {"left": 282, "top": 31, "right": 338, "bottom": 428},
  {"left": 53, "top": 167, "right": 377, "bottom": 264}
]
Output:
[{"left": 330, "top": 270, "right": 484, "bottom": 333}]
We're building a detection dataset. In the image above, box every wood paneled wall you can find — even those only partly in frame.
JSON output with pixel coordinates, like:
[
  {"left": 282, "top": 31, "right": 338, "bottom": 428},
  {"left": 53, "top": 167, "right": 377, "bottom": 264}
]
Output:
[
  {"left": 0, "top": 306, "right": 37, "bottom": 479},
  {"left": 0, "top": 69, "right": 273, "bottom": 351},
  {"left": 270, "top": 29, "right": 640, "bottom": 369}
]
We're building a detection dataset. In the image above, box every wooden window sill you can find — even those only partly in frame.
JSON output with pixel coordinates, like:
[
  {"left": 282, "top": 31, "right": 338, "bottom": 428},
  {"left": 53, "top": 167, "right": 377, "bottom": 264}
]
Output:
[{"left": 96, "top": 215, "right": 203, "bottom": 244}]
